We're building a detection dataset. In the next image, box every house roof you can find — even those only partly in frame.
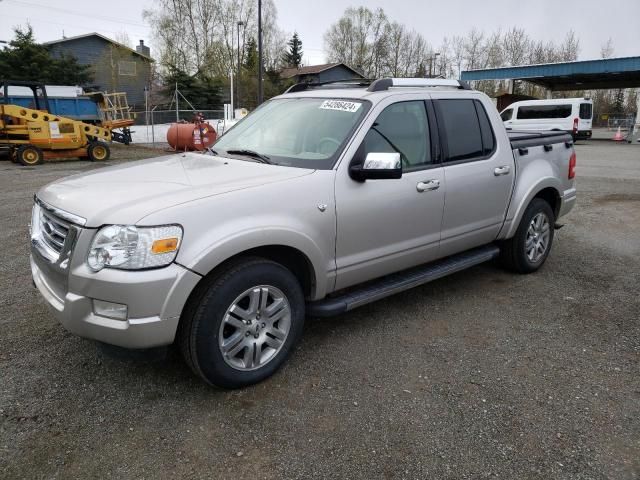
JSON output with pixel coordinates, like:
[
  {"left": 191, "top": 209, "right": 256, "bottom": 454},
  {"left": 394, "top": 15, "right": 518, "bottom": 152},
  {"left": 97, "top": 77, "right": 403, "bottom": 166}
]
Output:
[
  {"left": 42, "top": 33, "right": 153, "bottom": 61},
  {"left": 280, "top": 62, "right": 363, "bottom": 79}
]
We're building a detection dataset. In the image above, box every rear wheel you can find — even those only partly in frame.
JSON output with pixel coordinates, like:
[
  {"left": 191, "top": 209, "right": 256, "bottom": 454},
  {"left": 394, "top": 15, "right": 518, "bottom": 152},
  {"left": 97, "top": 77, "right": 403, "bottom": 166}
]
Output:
[
  {"left": 16, "top": 145, "right": 44, "bottom": 166},
  {"left": 500, "top": 198, "right": 555, "bottom": 273},
  {"left": 87, "top": 141, "right": 110, "bottom": 161},
  {"left": 179, "top": 258, "right": 305, "bottom": 388}
]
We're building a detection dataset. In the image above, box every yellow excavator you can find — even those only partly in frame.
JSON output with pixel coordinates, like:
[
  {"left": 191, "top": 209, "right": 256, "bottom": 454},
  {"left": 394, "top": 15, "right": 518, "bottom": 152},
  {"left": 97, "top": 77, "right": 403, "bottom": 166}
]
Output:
[{"left": 1, "top": 81, "right": 133, "bottom": 166}]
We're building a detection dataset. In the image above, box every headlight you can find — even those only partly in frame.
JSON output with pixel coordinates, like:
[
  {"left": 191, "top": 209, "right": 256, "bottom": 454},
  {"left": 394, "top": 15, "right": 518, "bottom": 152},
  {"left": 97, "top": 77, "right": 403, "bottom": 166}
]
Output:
[{"left": 87, "top": 225, "right": 183, "bottom": 272}]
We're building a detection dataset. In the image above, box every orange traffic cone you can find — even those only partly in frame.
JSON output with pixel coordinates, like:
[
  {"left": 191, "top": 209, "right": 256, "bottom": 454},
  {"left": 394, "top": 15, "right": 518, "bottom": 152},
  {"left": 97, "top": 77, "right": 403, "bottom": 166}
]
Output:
[{"left": 612, "top": 126, "right": 624, "bottom": 141}]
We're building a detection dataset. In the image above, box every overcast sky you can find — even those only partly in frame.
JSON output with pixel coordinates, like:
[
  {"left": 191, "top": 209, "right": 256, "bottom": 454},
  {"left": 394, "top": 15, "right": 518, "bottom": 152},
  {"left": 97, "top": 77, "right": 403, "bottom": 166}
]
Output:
[{"left": 1, "top": 0, "right": 638, "bottom": 66}]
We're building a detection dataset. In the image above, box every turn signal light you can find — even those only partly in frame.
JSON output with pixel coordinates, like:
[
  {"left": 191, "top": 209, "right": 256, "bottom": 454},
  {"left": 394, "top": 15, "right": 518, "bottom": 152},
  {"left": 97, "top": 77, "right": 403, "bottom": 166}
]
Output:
[{"left": 151, "top": 237, "right": 179, "bottom": 254}]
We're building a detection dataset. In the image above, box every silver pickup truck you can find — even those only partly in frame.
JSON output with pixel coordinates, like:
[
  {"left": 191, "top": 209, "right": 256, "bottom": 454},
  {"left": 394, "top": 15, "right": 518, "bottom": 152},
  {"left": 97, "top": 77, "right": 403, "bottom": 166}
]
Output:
[{"left": 30, "top": 78, "right": 577, "bottom": 388}]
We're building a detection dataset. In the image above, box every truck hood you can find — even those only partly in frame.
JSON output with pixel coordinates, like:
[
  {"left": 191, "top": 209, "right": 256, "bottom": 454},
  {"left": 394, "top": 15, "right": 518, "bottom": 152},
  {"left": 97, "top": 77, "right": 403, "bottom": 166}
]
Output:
[{"left": 37, "top": 153, "right": 314, "bottom": 227}]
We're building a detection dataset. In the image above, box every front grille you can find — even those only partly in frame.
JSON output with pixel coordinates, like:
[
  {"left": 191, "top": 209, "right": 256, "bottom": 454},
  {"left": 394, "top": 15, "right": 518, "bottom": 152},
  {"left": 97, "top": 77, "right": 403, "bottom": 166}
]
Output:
[{"left": 39, "top": 208, "right": 70, "bottom": 255}]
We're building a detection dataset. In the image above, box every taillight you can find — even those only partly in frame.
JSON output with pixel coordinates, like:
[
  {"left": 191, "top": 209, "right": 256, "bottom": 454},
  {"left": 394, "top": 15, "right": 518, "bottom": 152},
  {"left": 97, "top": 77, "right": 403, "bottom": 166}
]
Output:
[
  {"left": 568, "top": 152, "right": 576, "bottom": 179},
  {"left": 573, "top": 118, "right": 579, "bottom": 134}
]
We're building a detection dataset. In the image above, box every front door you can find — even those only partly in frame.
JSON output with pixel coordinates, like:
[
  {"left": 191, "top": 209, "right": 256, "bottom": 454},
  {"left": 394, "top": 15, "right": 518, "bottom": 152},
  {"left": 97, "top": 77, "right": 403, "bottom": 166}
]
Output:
[{"left": 334, "top": 98, "right": 445, "bottom": 290}]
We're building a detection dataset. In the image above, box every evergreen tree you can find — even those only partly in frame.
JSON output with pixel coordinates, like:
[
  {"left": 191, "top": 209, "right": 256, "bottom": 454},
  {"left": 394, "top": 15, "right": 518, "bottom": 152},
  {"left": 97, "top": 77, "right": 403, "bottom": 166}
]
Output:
[
  {"left": 244, "top": 38, "right": 258, "bottom": 71},
  {"left": 282, "top": 32, "right": 303, "bottom": 68},
  {"left": 613, "top": 89, "right": 625, "bottom": 115},
  {"left": 0, "top": 26, "right": 92, "bottom": 84},
  {"left": 162, "top": 67, "right": 222, "bottom": 110}
]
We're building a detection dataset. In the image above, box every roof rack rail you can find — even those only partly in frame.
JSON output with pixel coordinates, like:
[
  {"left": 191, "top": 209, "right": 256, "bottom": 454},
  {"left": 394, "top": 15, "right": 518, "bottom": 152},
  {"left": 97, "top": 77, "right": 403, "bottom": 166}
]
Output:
[
  {"left": 285, "top": 78, "right": 374, "bottom": 93},
  {"left": 367, "top": 78, "right": 471, "bottom": 92}
]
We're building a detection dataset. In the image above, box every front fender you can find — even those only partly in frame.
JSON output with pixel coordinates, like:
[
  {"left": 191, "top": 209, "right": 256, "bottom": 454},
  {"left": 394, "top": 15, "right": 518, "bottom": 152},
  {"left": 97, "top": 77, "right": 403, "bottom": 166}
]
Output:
[{"left": 182, "top": 225, "right": 332, "bottom": 299}]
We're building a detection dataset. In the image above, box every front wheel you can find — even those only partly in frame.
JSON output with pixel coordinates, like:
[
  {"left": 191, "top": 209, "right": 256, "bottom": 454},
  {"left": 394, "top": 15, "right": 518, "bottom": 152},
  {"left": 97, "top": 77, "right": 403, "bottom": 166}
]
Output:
[
  {"left": 179, "top": 258, "right": 305, "bottom": 388},
  {"left": 500, "top": 198, "right": 555, "bottom": 273}
]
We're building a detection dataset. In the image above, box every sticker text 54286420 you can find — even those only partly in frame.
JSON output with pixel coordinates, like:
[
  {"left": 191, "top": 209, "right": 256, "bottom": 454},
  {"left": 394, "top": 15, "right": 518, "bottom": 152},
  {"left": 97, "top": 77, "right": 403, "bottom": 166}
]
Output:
[{"left": 319, "top": 100, "right": 362, "bottom": 113}]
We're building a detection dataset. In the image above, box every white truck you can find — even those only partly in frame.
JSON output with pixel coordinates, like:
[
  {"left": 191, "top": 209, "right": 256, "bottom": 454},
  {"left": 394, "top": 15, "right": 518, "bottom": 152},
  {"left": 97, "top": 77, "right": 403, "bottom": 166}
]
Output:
[{"left": 30, "top": 78, "right": 577, "bottom": 387}]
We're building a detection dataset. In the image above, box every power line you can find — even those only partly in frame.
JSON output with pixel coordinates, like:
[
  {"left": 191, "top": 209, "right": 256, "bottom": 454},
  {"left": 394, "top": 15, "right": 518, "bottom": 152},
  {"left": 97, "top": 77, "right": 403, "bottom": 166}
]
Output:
[
  {"left": 0, "top": 13, "right": 149, "bottom": 40},
  {"left": 4, "top": 0, "right": 149, "bottom": 28}
]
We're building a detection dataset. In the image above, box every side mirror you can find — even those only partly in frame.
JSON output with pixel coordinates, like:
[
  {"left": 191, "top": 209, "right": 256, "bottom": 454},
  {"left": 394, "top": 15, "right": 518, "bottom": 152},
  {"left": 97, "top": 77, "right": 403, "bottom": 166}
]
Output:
[{"left": 349, "top": 152, "right": 402, "bottom": 182}]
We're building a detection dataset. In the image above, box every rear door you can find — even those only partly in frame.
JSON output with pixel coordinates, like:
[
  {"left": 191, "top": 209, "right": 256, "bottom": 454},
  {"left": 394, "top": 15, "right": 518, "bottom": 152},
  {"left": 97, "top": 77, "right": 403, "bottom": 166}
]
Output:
[
  {"left": 432, "top": 95, "right": 515, "bottom": 257},
  {"left": 579, "top": 102, "right": 593, "bottom": 131}
]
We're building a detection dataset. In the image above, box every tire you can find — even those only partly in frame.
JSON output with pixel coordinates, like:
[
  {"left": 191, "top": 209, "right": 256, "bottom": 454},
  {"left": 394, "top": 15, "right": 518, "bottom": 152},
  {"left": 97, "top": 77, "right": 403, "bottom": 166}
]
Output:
[
  {"left": 87, "top": 141, "right": 110, "bottom": 161},
  {"left": 16, "top": 145, "right": 44, "bottom": 166},
  {"left": 178, "top": 258, "right": 305, "bottom": 388},
  {"left": 500, "top": 198, "right": 555, "bottom": 274},
  {"left": 9, "top": 148, "right": 19, "bottom": 163}
]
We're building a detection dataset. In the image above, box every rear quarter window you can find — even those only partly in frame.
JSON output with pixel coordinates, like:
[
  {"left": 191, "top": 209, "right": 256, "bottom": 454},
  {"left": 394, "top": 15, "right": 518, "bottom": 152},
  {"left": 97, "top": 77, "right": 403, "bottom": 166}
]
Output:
[{"left": 474, "top": 101, "right": 496, "bottom": 155}]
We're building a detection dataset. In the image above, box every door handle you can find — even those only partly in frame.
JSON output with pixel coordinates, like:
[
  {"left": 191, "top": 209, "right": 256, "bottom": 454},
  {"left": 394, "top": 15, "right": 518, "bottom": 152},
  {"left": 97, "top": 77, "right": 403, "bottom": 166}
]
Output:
[
  {"left": 494, "top": 166, "right": 510, "bottom": 176},
  {"left": 416, "top": 179, "right": 440, "bottom": 192}
]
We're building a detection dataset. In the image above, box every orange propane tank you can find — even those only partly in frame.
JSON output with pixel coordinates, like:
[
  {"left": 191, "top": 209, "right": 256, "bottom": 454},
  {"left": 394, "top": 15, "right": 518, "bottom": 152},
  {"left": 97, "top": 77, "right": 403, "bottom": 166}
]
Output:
[{"left": 167, "top": 122, "right": 217, "bottom": 151}]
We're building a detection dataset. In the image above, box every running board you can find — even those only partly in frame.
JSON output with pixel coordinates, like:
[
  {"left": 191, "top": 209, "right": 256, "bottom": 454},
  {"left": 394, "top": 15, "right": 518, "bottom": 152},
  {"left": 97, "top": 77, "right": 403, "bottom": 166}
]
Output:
[{"left": 307, "top": 245, "right": 500, "bottom": 317}]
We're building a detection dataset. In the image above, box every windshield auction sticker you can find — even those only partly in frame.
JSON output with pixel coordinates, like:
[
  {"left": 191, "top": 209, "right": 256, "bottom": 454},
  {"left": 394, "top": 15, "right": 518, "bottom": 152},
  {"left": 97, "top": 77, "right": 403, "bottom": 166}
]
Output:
[{"left": 319, "top": 100, "right": 362, "bottom": 113}]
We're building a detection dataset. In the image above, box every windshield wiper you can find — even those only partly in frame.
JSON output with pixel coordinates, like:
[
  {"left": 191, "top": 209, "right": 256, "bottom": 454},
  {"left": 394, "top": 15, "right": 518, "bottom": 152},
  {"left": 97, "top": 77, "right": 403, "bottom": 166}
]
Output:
[{"left": 225, "top": 149, "right": 272, "bottom": 164}]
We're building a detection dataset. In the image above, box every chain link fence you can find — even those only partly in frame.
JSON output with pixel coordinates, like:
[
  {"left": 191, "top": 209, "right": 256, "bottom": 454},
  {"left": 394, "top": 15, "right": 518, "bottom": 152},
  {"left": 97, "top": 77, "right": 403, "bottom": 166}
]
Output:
[
  {"left": 596, "top": 114, "right": 636, "bottom": 130},
  {"left": 131, "top": 109, "right": 225, "bottom": 126},
  {"left": 129, "top": 109, "right": 227, "bottom": 145}
]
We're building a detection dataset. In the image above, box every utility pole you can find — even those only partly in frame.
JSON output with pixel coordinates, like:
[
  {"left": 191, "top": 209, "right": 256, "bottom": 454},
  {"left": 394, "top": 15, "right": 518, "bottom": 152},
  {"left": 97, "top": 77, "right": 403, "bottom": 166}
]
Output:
[
  {"left": 175, "top": 82, "right": 179, "bottom": 122},
  {"left": 428, "top": 52, "right": 440, "bottom": 78},
  {"left": 237, "top": 21, "right": 244, "bottom": 109},
  {"left": 257, "top": 0, "right": 263, "bottom": 105}
]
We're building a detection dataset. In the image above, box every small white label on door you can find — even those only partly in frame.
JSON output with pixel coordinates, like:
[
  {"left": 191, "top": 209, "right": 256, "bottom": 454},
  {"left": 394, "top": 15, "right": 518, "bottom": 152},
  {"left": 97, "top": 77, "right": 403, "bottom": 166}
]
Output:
[
  {"left": 49, "top": 122, "right": 61, "bottom": 138},
  {"left": 319, "top": 100, "right": 362, "bottom": 113}
]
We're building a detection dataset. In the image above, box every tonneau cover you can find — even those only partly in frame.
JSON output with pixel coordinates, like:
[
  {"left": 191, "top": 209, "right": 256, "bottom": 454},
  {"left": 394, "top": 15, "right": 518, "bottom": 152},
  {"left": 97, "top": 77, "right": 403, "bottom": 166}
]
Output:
[{"left": 508, "top": 130, "right": 572, "bottom": 149}]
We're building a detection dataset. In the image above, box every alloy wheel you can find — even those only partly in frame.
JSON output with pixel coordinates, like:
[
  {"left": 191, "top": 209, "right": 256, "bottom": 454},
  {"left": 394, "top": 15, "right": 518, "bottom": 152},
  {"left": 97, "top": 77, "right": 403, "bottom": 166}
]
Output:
[{"left": 218, "top": 285, "right": 291, "bottom": 371}]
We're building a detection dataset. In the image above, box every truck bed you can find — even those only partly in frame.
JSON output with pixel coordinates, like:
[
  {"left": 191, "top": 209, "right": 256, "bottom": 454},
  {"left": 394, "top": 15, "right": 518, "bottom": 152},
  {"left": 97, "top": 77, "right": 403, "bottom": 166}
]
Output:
[{"left": 508, "top": 130, "right": 572, "bottom": 149}]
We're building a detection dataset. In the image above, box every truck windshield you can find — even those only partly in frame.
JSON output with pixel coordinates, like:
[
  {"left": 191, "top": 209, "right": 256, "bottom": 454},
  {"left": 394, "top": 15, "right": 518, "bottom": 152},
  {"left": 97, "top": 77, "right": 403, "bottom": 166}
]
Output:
[{"left": 214, "top": 97, "right": 370, "bottom": 169}]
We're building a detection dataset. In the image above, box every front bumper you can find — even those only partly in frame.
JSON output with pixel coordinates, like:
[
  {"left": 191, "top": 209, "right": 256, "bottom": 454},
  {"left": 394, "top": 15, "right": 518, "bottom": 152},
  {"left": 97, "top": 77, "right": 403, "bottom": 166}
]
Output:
[{"left": 31, "top": 237, "right": 202, "bottom": 349}]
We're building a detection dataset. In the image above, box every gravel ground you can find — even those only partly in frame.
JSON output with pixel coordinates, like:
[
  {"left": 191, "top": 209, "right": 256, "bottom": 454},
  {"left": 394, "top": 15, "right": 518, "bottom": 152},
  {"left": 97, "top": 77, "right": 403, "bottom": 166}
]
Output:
[{"left": 1, "top": 141, "right": 639, "bottom": 479}]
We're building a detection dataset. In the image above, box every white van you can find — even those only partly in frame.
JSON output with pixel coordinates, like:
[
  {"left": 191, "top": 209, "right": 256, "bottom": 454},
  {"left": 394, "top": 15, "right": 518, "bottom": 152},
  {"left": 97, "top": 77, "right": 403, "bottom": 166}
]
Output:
[{"left": 500, "top": 98, "right": 593, "bottom": 140}]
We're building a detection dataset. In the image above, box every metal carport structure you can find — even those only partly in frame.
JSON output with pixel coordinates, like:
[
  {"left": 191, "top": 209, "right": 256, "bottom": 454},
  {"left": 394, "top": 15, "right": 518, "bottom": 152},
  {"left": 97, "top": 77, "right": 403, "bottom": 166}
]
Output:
[
  {"left": 460, "top": 56, "right": 640, "bottom": 91},
  {"left": 461, "top": 56, "right": 640, "bottom": 142}
]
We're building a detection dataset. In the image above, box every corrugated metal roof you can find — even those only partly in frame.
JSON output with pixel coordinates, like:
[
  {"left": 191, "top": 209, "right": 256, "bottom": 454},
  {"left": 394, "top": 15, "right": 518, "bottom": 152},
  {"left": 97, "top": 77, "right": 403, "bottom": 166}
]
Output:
[{"left": 461, "top": 57, "right": 640, "bottom": 90}]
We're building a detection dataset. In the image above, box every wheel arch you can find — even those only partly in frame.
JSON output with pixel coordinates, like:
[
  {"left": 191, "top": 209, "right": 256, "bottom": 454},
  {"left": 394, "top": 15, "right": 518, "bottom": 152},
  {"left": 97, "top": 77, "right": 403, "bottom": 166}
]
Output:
[
  {"left": 185, "top": 243, "right": 320, "bottom": 301},
  {"left": 500, "top": 179, "right": 562, "bottom": 239}
]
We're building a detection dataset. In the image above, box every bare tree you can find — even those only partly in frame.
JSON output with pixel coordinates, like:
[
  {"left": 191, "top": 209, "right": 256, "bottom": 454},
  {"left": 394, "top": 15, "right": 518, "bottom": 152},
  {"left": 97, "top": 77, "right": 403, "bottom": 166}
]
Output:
[
  {"left": 451, "top": 35, "right": 465, "bottom": 78},
  {"left": 145, "top": 0, "right": 286, "bottom": 78},
  {"left": 559, "top": 30, "right": 580, "bottom": 62},
  {"left": 600, "top": 37, "right": 615, "bottom": 59},
  {"left": 324, "top": 7, "right": 389, "bottom": 77},
  {"left": 114, "top": 31, "right": 133, "bottom": 49},
  {"left": 463, "top": 28, "right": 486, "bottom": 71},
  {"left": 502, "top": 27, "right": 530, "bottom": 67}
]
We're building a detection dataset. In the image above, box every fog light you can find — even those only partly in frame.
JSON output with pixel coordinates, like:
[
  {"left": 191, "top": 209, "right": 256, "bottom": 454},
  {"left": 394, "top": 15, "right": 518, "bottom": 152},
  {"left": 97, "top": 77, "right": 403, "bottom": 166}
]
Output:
[{"left": 93, "top": 299, "right": 128, "bottom": 320}]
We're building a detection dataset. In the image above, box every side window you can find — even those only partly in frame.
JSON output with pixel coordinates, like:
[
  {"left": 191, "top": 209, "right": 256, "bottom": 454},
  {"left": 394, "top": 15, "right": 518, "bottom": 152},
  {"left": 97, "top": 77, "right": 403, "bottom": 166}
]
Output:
[
  {"left": 361, "top": 101, "right": 431, "bottom": 169},
  {"left": 500, "top": 108, "right": 513, "bottom": 121},
  {"left": 438, "top": 99, "right": 483, "bottom": 162},
  {"left": 517, "top": 104, "right": 572, "bottom": 119},
  {"left": 474, "top": 100, "right": 496, "bottom": 155},
  {"left": 579, "top": 103, "right": 592, "bottom": 120}
]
